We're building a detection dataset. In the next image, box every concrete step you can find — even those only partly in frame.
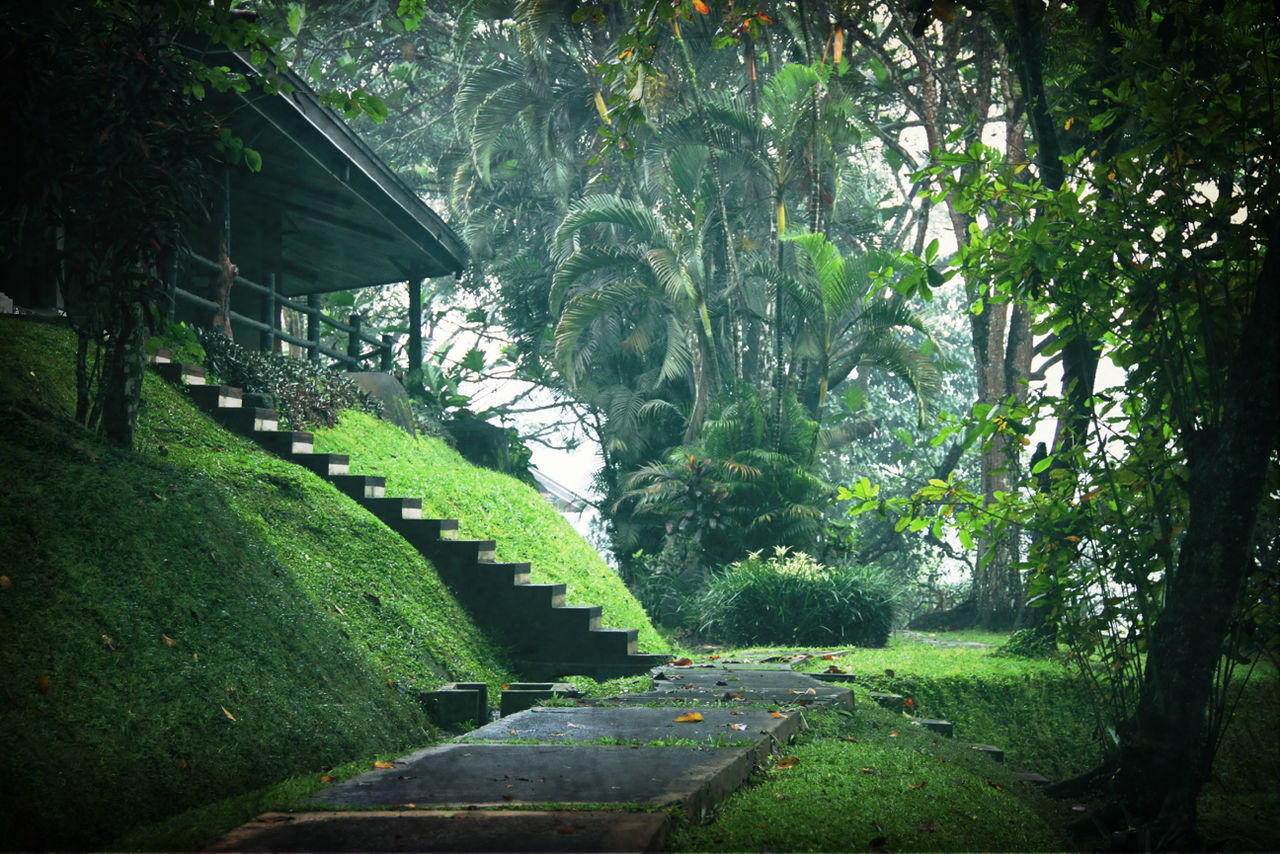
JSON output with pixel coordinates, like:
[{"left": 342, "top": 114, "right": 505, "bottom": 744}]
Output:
[
  {"left": 964, "top": 743, "right": 1004, "bottom": 763},
  {"left": 211, "top": 405, "right": 278, "bottom": 433},
  {"left": 471, "top": 561, "right": 531, "bottom": 587},
  {"left": 187, "top": 383, "right": 242, "bottom": 410},
  {"left": 396, "top": 518, "right": 460, "bottom": 550},
  {"left": 256, "top": 429, "right": 314, "bottom": 455},
  {"left": 360, "top": 496, "right": 423, "bottom": 525},
  {"left": 290, "top": 452, "right": 350, "bottom": 477},
  {"left": 910, "top": 718, "right": 954, "bottom": 737},
  {"left": 426, "top": 538, "right": 498, "bottom": 570},
  {"left": 208, "top": 810, "right": 669, "bottom": 853},
  {"left": 330, "top": 474, "right": 387, "bottom": 500},
  {"left": 154, "top": 361, "right": 206, "bottom": 385}
]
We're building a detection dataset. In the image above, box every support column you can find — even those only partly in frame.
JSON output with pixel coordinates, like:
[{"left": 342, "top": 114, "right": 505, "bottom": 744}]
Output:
[
  {"left": 408, "top": 274, "right": 423, "bottom": 380},
  {"left": 307, "top": 294, "right": 321, "bottom": 363}
]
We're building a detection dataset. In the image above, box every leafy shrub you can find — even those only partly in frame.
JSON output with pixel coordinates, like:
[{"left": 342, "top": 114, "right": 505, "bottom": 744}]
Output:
[
  {"left": 197, "top": 330, "right": 379, "bottom": 429},
  {"left": 994, "top": 626, "right": 1060, "bottom": 659},
  {"left": 696, "top": 549, "right": 897, "bottom": 647}
]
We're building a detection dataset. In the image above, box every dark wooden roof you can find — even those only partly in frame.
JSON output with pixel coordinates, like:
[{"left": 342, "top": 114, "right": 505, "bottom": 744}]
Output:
[{"left": 205, "top": 45, "right": 468, "bottom": 296}]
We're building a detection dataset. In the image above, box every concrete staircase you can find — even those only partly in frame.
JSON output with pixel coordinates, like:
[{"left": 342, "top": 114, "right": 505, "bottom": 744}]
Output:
[{"left": 150, "top": 353, "right": 667, "bottom": 681}]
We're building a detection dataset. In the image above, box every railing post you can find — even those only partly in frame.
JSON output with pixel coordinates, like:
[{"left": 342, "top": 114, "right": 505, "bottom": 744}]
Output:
[
  {"left": 263, "top": 273, "right": 278, "bottom": 353},
  {"left": 348, "top": 312, "right": 362, "bottom": 368},
  {"left": 381, "top": 334, "right": 393, "bottom": 372},
  {"left": 307, "top": 294, "right": 321, "bottom": 363},
  {"left": 408, "top": 275, "right": 423, "bottom": 378}
]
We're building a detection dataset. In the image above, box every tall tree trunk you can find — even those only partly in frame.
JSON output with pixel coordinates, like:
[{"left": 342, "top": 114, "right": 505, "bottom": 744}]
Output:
[
  {"left": 1112, "top": 222, "right": 1280, "bottom": 849},
  {"left": 101, "top": 299, "right": 148, "bottom": 449}
]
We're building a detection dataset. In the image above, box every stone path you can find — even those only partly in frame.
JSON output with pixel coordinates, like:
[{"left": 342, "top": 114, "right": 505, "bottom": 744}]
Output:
[{"left": 206, "top": 663, "right": 852, "bottom": 852}]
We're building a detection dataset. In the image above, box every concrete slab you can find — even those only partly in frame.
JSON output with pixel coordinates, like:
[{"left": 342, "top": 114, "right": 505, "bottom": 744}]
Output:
[
  {"left": 307, "top": 743, "right": 756, "bottom": 817},
  {"left": 590, "top": 666, "right": 852, "bottom": 710},
  {"left": 205, "top": 809, "right": 669, "bottom": 852},
  {"left": 462, "top": 705, "right": 801, "bottom": 757}
]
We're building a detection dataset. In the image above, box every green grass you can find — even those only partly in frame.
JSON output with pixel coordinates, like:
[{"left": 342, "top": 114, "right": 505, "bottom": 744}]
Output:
[
  {"left": 312, "top": 411, "right": 666, "bottom": 652},
  {"left": 0, "top": 317, "right": 522, "bottom": 850},
  {"left": 668, "top": 704, "right": 1070, "bottom": 852}
]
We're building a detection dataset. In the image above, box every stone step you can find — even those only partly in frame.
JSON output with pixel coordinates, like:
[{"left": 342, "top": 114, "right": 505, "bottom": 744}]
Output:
[
  {"left": 187, "top": 383, "right": 243, "bottom": 410},
  {"left": 360, "top": 496, "right": 423, "bottom": 525},
  {"left": 1014, "top": 771, "right": 1051, "bottom": 787},
  {"left": 303, "top": 742, "right": 757, "bottom": 820},
  {"left": 498, "top": 682, "right": 582, "bottom": 717},
  {"left": 154, "top": 361, "right": 206, "bottom": 386},
  {"left": 395, "top": 518, "right": 461, "bottom": 549},
  {"left": 910, "top": 718, "right": 953, "bottom": 737},
  {"left": 868, "top": 691, "right": 906, "bottom": 712},
  {"left": 256, "top": 429, "right": 314, "bottom": 455},
  {"left": 426, "top": 538, "right": 498, "bottom": 569},
  {"left": 208, "top": 810, "right": 670, "bottom": 853},
  {"left": 472, "top": 561, "right": 531, "bottom": 587},
  {"left": 212, "top": 406, "right": 278, "bottom": 434},
  {"left": 290, "top": 452, "right": 350, "bottom": 477},
  {"left": 964, "top": 743, "right": 1004, "bottom": 763},
  {"left": 330, "top": 474, "right": 387, "bottom": 500}
]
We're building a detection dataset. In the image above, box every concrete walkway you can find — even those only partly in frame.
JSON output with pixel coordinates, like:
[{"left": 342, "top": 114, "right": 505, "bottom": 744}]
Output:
[{"left": 207, "top": 663, "right": 853, "bottom": 852}]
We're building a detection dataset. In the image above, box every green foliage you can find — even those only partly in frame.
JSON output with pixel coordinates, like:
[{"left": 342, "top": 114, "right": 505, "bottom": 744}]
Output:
[
  {"left": 0, "top": 318, "right": 513, "bottom": 850},
  {"left": 696, "top": 549, "right": 897, "bottom": 647},
  {"left": 995, "top": 628, "right": 1060, "bottom": 660},
  {"left": 198, "top": 329, "right": 379, "bottom": 430}
]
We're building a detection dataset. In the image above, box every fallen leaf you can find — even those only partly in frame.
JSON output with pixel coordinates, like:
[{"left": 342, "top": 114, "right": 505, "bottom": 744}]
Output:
[
  {"left": 840, "top": 737, "right": 859, "bottom": 743},
  {"left": 822, "top": 654, "right": 835, "bottom": 660},
  {"left": 806, "top": 687, "right": 817, "bottom": 695},
  {"left": 321, "top": 775, "right": 336, "bottom": 783},
  {"left": 826, "top": 665, "right": 845, "bottom": 673},
  {"left": 162, "top": 634, "right": 178, "bottom": 647},
  {"left": 729, "top": 723, "right": 748, "bottom": 731},
  {"left": 985, "top": 780, "right": 1003, "bottom": 791},
  {"left": 889, "top": 730, "right": 899, "bottom": 737},
  {"left": 771, "top": 711, "right": 788, "bottom": 719},
  {"left": 674, "top": 712, "right": 704, "bottom": 723},
  {"left": 710, "top": 654, "right": 721, "bottom": 660},
  {"left": 373, "top": 761, "right": 394, "bottom": 769},
  {"left": 670, "top": 658, "right": 693, "bottom": 666},
  {"left": 557, "top": 827, "right": 575, "bottom": 835},
  {"left": 221, "top": 705, "right": 236, "bottom": 722},
  {"left": 776, "top": 756, "right": 800, "bottom": 769},
  {"left": 905, "top": 698, "right": 916, "bottom": 709},
  {"left": 730, "top": 710, "right": 745, "bottom": 716},
  {"left": 0, "top": 575, "right": 11, "bottom": 590},
  {"left": 908, "top": 781, "right": 927, "bottom": 790},
  {"left": 860, "top": 766, "right": 879, "bottom": 775},
  {"left": 178, "top": 758, "right": 188, "bottom": 769}
]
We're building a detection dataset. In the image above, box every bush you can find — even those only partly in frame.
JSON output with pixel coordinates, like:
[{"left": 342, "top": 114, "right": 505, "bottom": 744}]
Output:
[
  {"left": 197, "top": 330, "right": 379, "bottom": 430},
  {"left": 695, "top": 549, "right": 897, "bottom": 647}
]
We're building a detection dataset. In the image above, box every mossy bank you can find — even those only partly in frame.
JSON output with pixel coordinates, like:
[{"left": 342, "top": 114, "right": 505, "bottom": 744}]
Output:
[{"left": 0, "top": 316, "right": 661, "bottom": 850}]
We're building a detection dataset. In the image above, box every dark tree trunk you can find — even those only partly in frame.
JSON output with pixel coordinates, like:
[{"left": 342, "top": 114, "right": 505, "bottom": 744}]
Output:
[
  {"left": 101, "top": 300, "right": 148, "bottom": 449},
  {"left": 1112, "top": 222, "right": 1280, "bottom": 849}
]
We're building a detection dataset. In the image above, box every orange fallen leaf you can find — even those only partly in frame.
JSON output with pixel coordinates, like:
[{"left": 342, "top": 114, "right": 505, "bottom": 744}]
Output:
[
  {"left": 729, "top": 723, "right": 748, "bottom": 731},
  {"left": 670, "top": 658, "right": 693, "bottom": 666},
  {"left": 221, "top": 705, "right": 236, "bottom": 721},
  {"left": 905, "top": 698, "right": 916, "bottom": 709},
  {"left": 908, "top": 781, "right": 927, "bottom": 790},
  {"left": 985, "top": 780, "right": 1003, "bottom": 791},
  {"left": 178, "top": 758, "right": 188, "bottom": 769},
  {"left": 770, "top": 711, "right": 788, "bottom": 719},
  {"left": 0, "top": 575, "right": 11, "bottom": 589},
  {"left": 889, "top": 730, "right": 899, "bottom": 737},
  {"left": 674, "top": 712, "right": 704, "bottom": 723},
  {"left": 373, "top": 761, "right": 394, "bottom": 769},
  {"left": 320, "top": 775, "right": 336, "bottom": 783},
  {"left": 826, "top": 665, "right": 845, "bottom": 673},
  {"left": 709, "top": 654, "right": 721, "bottom": 660},
  {"left": 37, "top": 674, "right": 50, "bottom": 695},
  {"left": 693, "top": 0, "right": 710, "bottom": 13},
  {"left": 776, "top": 756, "right": 800, "bottom": 769},
  {"left": 822, "top": 654, "right": 835, "bottom": 660},
  {"left": 860, "top": 766, "right": 879, "bottom": 775},
  {"left": 162, "top": 633, "right": 178, "bottom": 647},
  {"left": 840, "top": 737, "right": 859, "bottom": 743}
]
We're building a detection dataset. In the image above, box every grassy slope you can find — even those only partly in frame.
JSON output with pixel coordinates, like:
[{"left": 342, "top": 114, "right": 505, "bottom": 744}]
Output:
[
  {"left": 0, "top": 318, "right": 516, "bottom": 850},
  {"left": 313, "top": 411, "right": 666, "bottom": 652}
]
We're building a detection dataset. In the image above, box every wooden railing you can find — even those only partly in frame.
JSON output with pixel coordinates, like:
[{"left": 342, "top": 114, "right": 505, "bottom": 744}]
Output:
[{"left": 173, "top": 252, "right": 393, "bottom": 372}]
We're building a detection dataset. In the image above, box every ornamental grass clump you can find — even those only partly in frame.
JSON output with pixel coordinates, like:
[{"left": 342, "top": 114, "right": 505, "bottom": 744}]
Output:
[{"left": 696, "top": 549, "right": 897, "bottom": 647}]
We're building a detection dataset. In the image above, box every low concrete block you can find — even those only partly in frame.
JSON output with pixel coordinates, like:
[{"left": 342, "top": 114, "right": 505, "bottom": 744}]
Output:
[
  {"left": 965, "top": 743, "right": 1004, "bottom": 763},
  {"left": 499, "top": 683, "right": 582, "bottom": 717},
  {"left": 421, "top": 683, "right": 487, "bottom": 729},
  {"left": 868, "top": 692, "right": 905, "bottom": 712},
  {"left": 911, "top": 718, "right": 954, "bottom": 737}
]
